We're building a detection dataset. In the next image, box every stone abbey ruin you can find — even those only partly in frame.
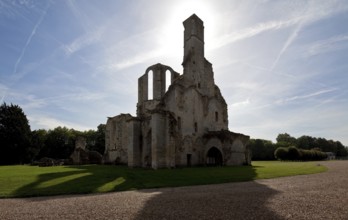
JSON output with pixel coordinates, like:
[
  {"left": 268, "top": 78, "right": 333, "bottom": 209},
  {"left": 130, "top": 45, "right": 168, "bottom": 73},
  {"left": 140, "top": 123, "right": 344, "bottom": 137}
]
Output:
[{"left": 104, "top": 14, "right": 250, "bottom": 168}]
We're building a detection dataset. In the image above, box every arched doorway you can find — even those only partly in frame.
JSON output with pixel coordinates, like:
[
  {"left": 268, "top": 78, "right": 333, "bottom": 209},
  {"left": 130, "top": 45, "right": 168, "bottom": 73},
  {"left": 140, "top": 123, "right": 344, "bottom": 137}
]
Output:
[{"left": 206, "top": 147, "right": 223, "bottom": 166}]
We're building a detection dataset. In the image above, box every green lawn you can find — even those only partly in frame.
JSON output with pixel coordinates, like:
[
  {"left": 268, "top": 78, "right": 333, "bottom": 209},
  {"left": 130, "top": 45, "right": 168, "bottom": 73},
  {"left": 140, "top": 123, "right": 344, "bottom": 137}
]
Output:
[{"left": 0, "top": 161, "right": 327, "bottom": 198}]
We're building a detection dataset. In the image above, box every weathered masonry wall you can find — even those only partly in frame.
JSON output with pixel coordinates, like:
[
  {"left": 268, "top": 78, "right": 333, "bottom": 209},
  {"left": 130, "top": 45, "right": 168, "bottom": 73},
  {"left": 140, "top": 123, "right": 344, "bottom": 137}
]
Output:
[
  {"left": 138, "top": 64, "right": 180, "bottom": 103},
  {"left": 104, "top": 114, "right": 133, "bottom": 164},
  {"left": 104, "top": 14, "right": 251, "bottom": 168}
]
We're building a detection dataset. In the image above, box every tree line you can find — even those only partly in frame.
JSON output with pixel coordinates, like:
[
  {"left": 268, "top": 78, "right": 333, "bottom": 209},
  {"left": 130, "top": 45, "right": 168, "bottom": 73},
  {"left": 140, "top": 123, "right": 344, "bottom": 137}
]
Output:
[
  {"left": 0, "top": 103, "right": 105, "bottom": 165},
  {"left": 274, "top": 146, "right": 328, "bottom": 161},
  {"left": 250, "top": 133, "right": 348, "bottom": 161},
  {"left": 2, "top": 102, "right": 348, "bottom": 164}
]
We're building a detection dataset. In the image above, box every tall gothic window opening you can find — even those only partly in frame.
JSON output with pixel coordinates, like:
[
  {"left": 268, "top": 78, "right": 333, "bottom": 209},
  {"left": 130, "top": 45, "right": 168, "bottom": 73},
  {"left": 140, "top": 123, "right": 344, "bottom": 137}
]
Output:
[
  {"left": 148, "top": 70, "right": 153, "bottom": 100},
  {"left": 165, "top": 70, "right": 171, "bottom": 92}
]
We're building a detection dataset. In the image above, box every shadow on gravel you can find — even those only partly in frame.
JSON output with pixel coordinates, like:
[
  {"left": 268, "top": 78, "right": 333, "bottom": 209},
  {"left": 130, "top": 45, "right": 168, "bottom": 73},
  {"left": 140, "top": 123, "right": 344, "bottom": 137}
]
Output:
[
  {"left": 13, "top": 165, "right": 281, "bottom": 218},
  {"left": 134, "top": 166, "right": 282, "bottom": 220}
]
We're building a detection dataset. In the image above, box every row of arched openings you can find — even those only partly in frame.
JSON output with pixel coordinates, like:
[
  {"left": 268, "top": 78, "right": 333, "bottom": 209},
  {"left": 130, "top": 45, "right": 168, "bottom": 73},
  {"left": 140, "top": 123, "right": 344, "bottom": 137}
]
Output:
[{"left": 186, "top": 147, "right": 223, "bottom": 166}]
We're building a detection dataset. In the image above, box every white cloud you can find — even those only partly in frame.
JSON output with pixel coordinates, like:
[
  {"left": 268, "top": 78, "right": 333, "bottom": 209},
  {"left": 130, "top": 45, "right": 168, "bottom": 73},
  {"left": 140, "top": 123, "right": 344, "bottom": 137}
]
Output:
[
  {"left": 63, "top": 26, "right": 105, "bottom": 56},
  {"left": 275, "top": 88, "right": 337, "bottom": 105},
  {"left": 65, "top": 0, "right": 91, "bottom": 31},
  {"left": 112, "top": 48, "right": 163, "bottom": 70},
  {"left": 2, "top": 0, "right": 348, "bottom": 145},
  {"left": 211, "top": 18, "right": 300, "bottom": 50},
  {"left": 230, "top": 98, "right": 250, "bottom": 108},
  {"left": 210, "top": 0, "right": 348, "bottom": 52},
  {"left": 306, "top": 34, "right": 348, "bottom": 57},
  {"left": 98, "top": 27, "right": 164, "bottom": 71},
  {"left": 0, "top": 0, "right": 37, "bottom": 17},
  {"left": 28, "top": 115, "right": 92, "bottom": 131}
]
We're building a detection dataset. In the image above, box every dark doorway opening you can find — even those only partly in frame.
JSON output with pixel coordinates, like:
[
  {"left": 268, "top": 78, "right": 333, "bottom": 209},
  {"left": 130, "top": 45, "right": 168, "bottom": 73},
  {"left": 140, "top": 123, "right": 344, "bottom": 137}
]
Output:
[
  {"left": 187, "top": 154, "right": 192, "bottom": 167},
  {"left": 206, "top": 147, "right": 223, "bottom": 166}
]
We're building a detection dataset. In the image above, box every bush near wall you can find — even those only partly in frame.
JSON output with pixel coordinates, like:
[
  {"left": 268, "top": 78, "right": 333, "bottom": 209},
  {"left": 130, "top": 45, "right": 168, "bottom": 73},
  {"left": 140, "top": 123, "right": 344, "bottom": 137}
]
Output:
[{"left": 274, "top": 146, "right": 328, "bottom": 161}]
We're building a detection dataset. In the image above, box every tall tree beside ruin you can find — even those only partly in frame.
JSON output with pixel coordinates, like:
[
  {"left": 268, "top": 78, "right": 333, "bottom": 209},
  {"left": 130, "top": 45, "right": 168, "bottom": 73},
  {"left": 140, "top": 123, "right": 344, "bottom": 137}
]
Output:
[
  {"left": 30, "top": 129, "right": 48, "bottom": 160},
  {"left": 38, "top": 127, "right": 76, "bottom": 159},
  {"left": 94, "top": 124, "right": 106, "bottom": 154},
  {"left": 0, "top": 103, "right": 32, "bottom": 164},
  {"left": 276, "top": 133, "right": 297, "bottom": 147}
]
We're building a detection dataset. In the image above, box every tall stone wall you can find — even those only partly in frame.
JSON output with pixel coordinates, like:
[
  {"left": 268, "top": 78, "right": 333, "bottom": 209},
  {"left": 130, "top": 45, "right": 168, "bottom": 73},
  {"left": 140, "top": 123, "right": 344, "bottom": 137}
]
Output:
[
  {"left": 104, "top": 14, "right": 250, "bottom": 169},
  {"left": 104, "top": 114, "right": 133, "bottom": 164}
]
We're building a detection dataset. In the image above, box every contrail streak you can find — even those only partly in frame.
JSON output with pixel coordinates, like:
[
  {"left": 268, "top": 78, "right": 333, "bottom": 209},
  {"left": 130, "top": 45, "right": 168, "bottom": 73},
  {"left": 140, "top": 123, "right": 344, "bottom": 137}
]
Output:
[
  {"left": 270, "top": 20, "right": 303, "bottom": 71},
  {"left": 12, "top": 3, "right": 50, "bottom": 75}
]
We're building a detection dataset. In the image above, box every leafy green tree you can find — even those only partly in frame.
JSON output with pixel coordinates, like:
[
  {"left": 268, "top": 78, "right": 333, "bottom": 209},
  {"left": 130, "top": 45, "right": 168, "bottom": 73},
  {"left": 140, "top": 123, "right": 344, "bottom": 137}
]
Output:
[
  {"left": 85, "top": 124, "right": 105, "bottom": 155},
  {"left": 250, "top": 139, "right": 265, "bottom": 160},
  {"left": 343, "top": 146, "right": 348, "bottom": 157},
  {"left": 316, "top": 138, "right": 331, "bottom": 152},
  {"left": 276, "top": 133, "right": 297, "bottom": 147},
  {"left": 250, "top": 139, "right": 277, "bottom": 160},
  {"left": 39, "top": 127, "right": 76, "bottom": 159},
  {"left": 283, "top": 133, "right": 347, "bottom": 157},
  {"left": 263, "top": 141, "right": 277, "bottom": 160},
  {"left": 336, "top": 141, "right": 348, "bottom": 157},
  {"left": 0, "top": 103, "right": 32, "bottom": 164},
  {"left": 297, "top": 135, "right": 312, "bottom": 150},
  {"left": 30, "top": 129, "right": 48, "bottom": 160}
]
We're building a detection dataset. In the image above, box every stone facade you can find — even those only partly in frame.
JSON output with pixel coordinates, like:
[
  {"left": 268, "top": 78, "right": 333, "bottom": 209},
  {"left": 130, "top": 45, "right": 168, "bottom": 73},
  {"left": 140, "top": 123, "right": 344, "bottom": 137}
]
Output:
[
  {"left": 70, "top": 136, "right": 103, "bottom": 165},
  {"left": 104, "top": 14, "right": 250, "bottom": 168}
]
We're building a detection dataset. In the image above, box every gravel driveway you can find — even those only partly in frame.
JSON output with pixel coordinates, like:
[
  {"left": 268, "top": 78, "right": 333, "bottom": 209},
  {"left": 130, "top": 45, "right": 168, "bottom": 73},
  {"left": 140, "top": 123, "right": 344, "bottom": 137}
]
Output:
[{"left": 1, "top": 161, "right": 347, "bottom": 220}]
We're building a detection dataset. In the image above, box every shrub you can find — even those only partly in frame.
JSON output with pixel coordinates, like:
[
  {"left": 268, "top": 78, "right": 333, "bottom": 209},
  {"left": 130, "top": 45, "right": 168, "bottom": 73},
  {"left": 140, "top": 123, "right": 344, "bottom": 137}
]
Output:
[
  {"left": 274, "top": 147, "right": 328, "bottom": 161},
  {"left": 288, "top": 146, "right": 300, "bottom": 160},
  {"left": 274, "top": 147, "right": 288, "bottom": 160},
  {"left": 298, "top": 149, "right": 327, "bottom": 161}
]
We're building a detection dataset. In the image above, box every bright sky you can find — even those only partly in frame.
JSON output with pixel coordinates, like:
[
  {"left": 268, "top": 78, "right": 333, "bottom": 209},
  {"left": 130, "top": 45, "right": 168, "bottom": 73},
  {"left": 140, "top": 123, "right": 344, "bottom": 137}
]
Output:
[{"left": 1, "top": 0, "right": 348, "bottom": 145}]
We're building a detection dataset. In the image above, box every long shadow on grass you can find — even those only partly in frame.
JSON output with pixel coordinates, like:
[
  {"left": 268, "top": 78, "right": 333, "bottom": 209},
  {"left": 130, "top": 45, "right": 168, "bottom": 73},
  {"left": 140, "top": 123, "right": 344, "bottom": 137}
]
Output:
[
  {"left": 15, "top": 165, "right": 261, "bottom": 198},
  {"left": 134, "top": 165, "right": 282, "bottom": 220},
  {"left": 14, "top": 165, "right": 133, "bottom": 198},
  {"left": 14, "top": 165, "right": 282, "bottom": 218},
  {"left": 14, "top": 164, "right": 281, "bottom": 219}
]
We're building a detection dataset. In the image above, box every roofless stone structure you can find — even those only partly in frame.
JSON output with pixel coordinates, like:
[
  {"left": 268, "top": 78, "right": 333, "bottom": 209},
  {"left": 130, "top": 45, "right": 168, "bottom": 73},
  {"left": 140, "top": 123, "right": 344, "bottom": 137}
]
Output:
[{"left": 104, "top": 14, "right": 250, "bottom": 168}]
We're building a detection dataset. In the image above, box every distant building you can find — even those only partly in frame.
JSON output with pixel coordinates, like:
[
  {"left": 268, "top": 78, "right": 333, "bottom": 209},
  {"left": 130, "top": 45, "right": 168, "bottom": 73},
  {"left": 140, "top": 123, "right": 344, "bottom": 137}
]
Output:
[
  {"left": 325, "top": 152, "right": 335, "bottom": 160},
  {"left": 104, "top": 14, "right": 250, "bottom": 168}
]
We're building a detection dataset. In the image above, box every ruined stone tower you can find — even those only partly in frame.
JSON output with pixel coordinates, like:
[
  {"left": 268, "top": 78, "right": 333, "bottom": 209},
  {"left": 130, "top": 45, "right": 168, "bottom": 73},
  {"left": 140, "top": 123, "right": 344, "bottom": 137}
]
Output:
[
  {"left": 182, "top": 14, "right": 214, "bottom": 97},
  {"left": 104, "top": 14, "right": 250, "bottom": 168}
]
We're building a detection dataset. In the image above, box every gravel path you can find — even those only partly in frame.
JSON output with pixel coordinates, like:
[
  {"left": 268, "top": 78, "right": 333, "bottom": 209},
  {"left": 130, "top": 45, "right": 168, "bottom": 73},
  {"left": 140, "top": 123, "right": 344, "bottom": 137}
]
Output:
[{"left": 1, "top": 161, "right": 347, "bottom": 220}]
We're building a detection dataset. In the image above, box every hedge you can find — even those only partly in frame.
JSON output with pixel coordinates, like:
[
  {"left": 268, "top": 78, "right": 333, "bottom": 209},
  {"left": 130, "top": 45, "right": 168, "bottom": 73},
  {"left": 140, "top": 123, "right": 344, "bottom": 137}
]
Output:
[{"left": 274, "top": 146, "right": 328, "bottom": 161}]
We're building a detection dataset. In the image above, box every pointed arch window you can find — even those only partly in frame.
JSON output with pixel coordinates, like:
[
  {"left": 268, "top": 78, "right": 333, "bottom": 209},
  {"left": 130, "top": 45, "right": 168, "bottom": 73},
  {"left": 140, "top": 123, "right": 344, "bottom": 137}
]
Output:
[
  {"left": 165, "top": 70, "right": 171, "bottom": 92},
  {"left": 148, "top": 70, "right": 153, "bottom": 100}
]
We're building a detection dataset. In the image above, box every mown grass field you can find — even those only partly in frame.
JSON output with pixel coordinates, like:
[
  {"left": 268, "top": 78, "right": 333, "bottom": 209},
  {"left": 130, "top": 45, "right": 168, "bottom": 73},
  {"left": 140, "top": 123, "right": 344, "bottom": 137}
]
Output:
[{"left": 0, "top": 161, "right": 327, "bottom": 198}]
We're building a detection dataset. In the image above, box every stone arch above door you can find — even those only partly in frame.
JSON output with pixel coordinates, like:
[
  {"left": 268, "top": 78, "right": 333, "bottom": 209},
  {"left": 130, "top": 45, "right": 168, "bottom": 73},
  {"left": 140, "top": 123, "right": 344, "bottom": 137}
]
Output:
[
  {"left": 204, "top": 138, "right": 223, "bottom": 166},
  {"left": 206, "top": 147, "right": 223, "bottom": 166}
]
